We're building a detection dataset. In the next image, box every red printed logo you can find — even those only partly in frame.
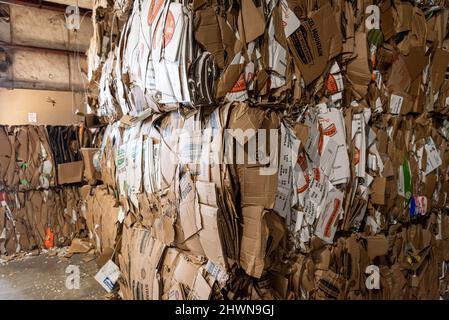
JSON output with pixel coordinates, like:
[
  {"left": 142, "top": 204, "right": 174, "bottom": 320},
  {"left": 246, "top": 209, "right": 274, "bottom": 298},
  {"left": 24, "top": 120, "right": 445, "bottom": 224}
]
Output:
[
  {"left": 313, "top": 168, "right": 320, "bottom": 181},
  {"left": 353, "top": 147, "right": 360, "bottom": 165},
  {"left": 297, "top": 152, "right": 307, "bottom": 171},
  {"left": 323, "top": 123, "right": 337, "bottom": 137},
  {"left": 324, "top": 198, "right": 341, "bottom": 238},
  {"left": 231, "top": 73, "right": 247, "bottom": 93},
  {"left": 297, "top": 174, "right": 310, "bottom": 194},
  {"left": 318, "top": 133, "right": 323, "bottom": 156},
  {"left": 325, "top": 74, "right": 338, "bottom": 94},
  {"left": 147, "top": 0, "right": 164, "bottom": 25},
  {"left": 152, "top": 10, "right": 175, "bottom": 49}
]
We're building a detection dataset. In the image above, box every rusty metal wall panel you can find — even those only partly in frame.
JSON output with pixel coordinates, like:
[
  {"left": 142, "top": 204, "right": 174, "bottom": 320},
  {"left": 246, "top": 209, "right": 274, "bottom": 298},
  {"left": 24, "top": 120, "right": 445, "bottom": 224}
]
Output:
[{"left": 9, "top": 5, "right": 92, "bottom": 52}]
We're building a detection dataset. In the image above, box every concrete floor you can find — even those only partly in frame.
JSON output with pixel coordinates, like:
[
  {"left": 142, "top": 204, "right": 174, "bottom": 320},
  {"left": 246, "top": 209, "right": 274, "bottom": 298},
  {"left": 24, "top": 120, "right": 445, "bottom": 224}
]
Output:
[{"left": 0, "top": 252, "right": 107, "bottom": 300}]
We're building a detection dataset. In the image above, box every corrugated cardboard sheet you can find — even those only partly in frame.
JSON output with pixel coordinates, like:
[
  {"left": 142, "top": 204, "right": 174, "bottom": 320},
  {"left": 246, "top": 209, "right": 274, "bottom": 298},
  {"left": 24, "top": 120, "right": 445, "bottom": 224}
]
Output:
[{"left": 0, "top": 124, "right": 104, "bottom": 255}]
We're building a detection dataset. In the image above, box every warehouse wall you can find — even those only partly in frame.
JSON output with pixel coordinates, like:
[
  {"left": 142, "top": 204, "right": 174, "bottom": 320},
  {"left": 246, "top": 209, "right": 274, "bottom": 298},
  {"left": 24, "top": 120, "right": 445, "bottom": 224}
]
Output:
[
  {"left": 0, "top": 88, "right": 86, "bottom": 125},
  {"left": 0, "top": 3, "right": 93, "bottom": 91}
]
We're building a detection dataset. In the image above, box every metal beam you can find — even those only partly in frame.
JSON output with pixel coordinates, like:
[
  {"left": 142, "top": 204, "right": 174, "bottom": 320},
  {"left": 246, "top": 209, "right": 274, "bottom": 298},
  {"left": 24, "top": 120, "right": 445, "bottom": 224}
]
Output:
[
  {"left": 0, "top": 0, "right": 92, "bottom": 16},
  {"left": 0, "top": 79, "right": 85, "bottom": 91},
  {"left": 0, "top": 41, "right": 86, "bottom": 56}
]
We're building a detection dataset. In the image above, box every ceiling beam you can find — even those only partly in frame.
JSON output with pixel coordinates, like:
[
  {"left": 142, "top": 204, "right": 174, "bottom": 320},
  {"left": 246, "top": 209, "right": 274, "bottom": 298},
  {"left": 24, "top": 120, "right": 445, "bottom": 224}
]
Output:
[
  {"left": 0, "top": 79, "right": 85, "bottom": 91},
  {"left": 0, "top": 41, "right": 86, "bottom": 56}
]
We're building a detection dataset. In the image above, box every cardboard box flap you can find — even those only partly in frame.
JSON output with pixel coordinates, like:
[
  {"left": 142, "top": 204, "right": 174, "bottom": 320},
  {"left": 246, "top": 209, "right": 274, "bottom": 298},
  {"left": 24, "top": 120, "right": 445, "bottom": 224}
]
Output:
[
  {"left": 130, "top": 228, "right": 166, "bottom": 300},
  {"left": 228, "top": 103, "right": 265, "bottom": 145},
  {"left": 287, "top": 3, "right": 342, "bottom": 85},
  {"left": 239, "top": 0, "right": 265, "bottom": 43},
  {"left": 240, "top": 206, "right": 269, "bottom": 278},
  {"left": 430, "top": 48, "right": 449, "bottom": 94},
  {"left": 198, "top": 204, "right": 227, "bottom": 268},
  {"left": 194, "top": 7, "right": 226, "bottom": 68},
  {"left": 366, "top": 235, "right": 389, "bottom": 261},
  {"left": 179, "top": 172, "right": 202, "bottom": 240},
  {"left": 238, "top": 165, "right": 277, "bottom": 208}
]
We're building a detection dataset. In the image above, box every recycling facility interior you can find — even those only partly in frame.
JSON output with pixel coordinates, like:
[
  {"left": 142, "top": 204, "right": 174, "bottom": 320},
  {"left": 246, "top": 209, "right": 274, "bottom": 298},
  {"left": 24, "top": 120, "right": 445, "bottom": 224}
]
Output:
[{"left": 1, "top": 0, "right": 449, "bottom": 301}]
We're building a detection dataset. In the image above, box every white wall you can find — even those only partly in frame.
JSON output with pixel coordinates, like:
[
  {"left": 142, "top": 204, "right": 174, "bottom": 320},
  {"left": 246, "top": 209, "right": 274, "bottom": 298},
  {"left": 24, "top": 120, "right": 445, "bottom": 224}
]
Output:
[{"left": 0, "top": 88, "right": 87, "bottom": 125}]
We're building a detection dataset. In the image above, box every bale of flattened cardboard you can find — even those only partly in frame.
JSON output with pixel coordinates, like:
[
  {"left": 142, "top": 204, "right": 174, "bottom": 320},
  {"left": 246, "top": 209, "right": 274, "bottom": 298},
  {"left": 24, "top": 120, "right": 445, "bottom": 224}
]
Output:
[
  {"left": 90, "top": 98, "right": 449, "bottom": 300},
  {"left": 86, "top": 0, "right": 449, "bottom": 119},
  {"left": 0, "top": 125, "right": 56, "bottom": 191},
  {"left": 0, "top": 124, "right": 101, "bottom": 256},
  {"left": 0, "top": 187, "right": 87, "bottom": 255},
  {"left": 0, "top": 124, "right": 97, "bottom": 190},
  {"left": 96, "top": 100, "right": 447, "bottom": 298},
  {"left": 85, "top": 0, "right": 449, "bottom": 300}
]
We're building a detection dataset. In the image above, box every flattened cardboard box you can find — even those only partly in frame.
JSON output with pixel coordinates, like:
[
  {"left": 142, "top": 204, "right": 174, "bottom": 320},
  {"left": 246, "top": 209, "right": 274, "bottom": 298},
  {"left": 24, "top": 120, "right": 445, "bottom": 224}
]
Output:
[
  {"left": 58, "top": 161, "right": 84, "bottom": 185},
  {"left": 287, "top": 3, "right": 342, "bottom": 85},
  {"left": 80, "top": 148, "right": 101, "bottom": 183}
]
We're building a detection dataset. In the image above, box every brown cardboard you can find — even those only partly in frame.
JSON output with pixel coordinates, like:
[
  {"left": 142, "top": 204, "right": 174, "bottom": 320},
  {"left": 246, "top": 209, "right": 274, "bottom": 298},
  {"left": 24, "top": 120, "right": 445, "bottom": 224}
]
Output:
[
  {"left": 188, "top": 271, "right": 212, "bottom": 300},
  {"left": 194, "top": 7, "right": 226, "bottom": 69},
  {"left": 315, "top": 269, "right": 345, "bottom": 299},
  {"left": 240, "top": 0, "right": 265, "bottom": 44},
  {"left": 228, "top": 104, "right": 265, "bottom": 145},
  {"left": 159, "top": 248, "right": 181, "bottom": 299},
  {"left": 84, "top": 114, "right": 103, "bottom": 128},
  {"left": 271, "top": 272, "right": 289, "bottom": 299},
  {"left": 129, "top": 228, "right": 166, "bottom": 300},
  {"left": 168, "top": 283, "right": 186, "bottom": 300},
  {"left": 265, "top": 211, "right": 285, "bottom": 258},
  {"left": 195, "top": 181, "right": 217, "bottom": 206},
  {"left": 198, "top": 204, "right": 226, "bottom": 269},
  {"left": 216, "top": 53, "right": 245, "bottom": 98},
  {"left": 173, "top": 255, "right": 201, "bottom": 290},
  {"left": 387, "top": 54, "right": 411, "bottom": 92},
  {"left": 393, "top": 1, "right": 413, "bottom": 33},
  {"left": 347, "top": 32, "right": 372, "bottom": 98},
  {"left": 240, "top": 206, "right": 269, "bottom": 279},
  {"left": 80, "top": 148, "right": 100, "bottom": 184},
  {"left": 217, "top": 15, "right": 238, "bottom": 67},
  {"left": 371, "top": 176, "right": 386, "bottom": 205},
  {"left": 0, "top": 128, "right": 12, "bottom": 183},
  {"left": 430, "top": 48, "right": 449, "bottom": 95},
  {"left": 380, "top": 0, "right": 396, "bottom": 41},
  {"left": 66, "top": 238, "right": 93, "bottom": 256},
  {"left": 294, "top": 123, "right": 310, "bottom": 144},
  {"left": 178, "top": 172, "right": 202, "bottom": 240},
  {"left": 366, "top": 235, "right": 388, "bottom": 261},
  {"left": 402, "top": 47, "right": 427, "bottom": 82},
  {"left": 237, "top": 166, "right": 277, "bottom": 208},
  {"left": 288, "top": 3, "right": 342, "bottom": 85},
  {"left": 156, "top": 193, "right": 176, "bottom": 246},
  {"left": 85, "top": 186, "right": 119, "bottom": 254},
  {"left": 5, "top": 188, "right": 84, "bottom": 251},
  {"left": 58, "top": 161, "right": 84, "bottom": 185}
]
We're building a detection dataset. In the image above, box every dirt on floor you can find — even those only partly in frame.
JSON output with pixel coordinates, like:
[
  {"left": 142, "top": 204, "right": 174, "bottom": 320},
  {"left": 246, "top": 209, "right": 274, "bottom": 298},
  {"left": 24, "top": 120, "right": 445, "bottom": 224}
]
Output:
[{"left": 0, "top": 249, "right": 108, "bottom": 300}]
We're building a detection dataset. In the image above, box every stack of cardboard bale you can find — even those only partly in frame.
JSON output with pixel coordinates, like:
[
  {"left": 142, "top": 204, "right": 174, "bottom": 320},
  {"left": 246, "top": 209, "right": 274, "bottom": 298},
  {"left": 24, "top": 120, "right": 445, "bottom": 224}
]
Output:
[
  {"left": 0, "top": 125, "right": 93, "bottom": 255},
  {"left": 85, "top": 0, "right": 449, "bottom": 299}
]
